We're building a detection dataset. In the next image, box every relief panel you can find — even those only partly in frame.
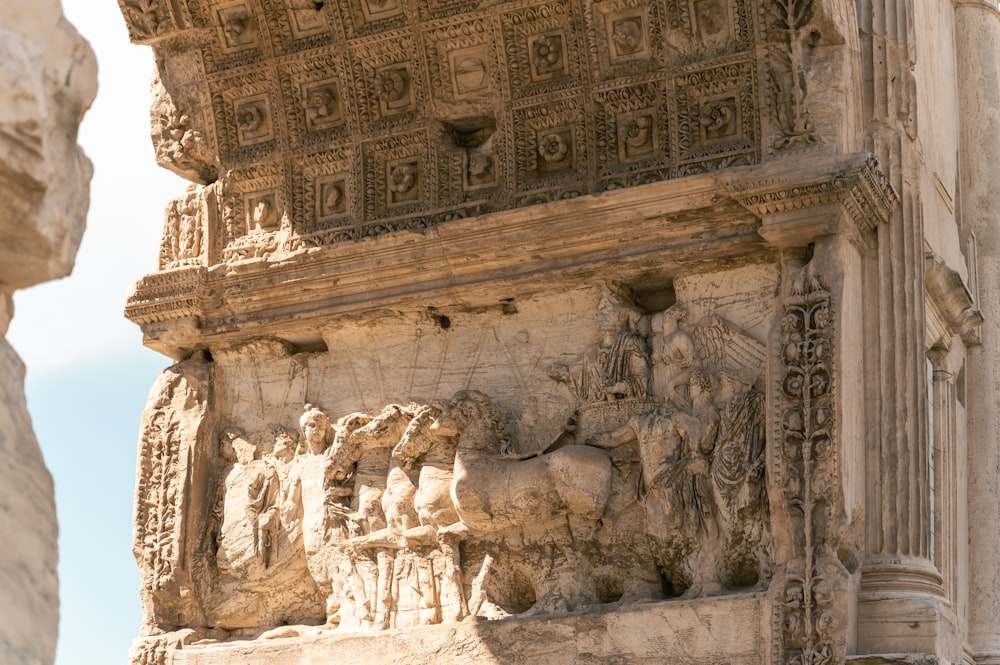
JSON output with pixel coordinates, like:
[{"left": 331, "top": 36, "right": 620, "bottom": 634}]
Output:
[
  {"left": 210, "top": 70, "right": 280, "bottom": 164},
  {"left": 277, "top": 51, "right": 352, "bottom": 152},
  {"left": 130, "top": 270, "right": 781, "bottom": 652},
  {"left": 499, "top": 0, "right": 587, "bottom": 100}
]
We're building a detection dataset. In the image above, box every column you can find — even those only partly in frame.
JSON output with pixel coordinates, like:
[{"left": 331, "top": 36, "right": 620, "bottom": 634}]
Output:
[{"left": 955, "top": 1, "right": 1000, "bottom": 661}]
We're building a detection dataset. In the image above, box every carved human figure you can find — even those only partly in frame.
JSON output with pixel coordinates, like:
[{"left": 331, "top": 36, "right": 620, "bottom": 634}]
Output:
[
  {"left": 667, "top": 370, "right": 721, "bottom": 539},
  {"left": 594, "top": 291, "right": 650, "bottom": 401},
  {"left": 177, "top": 206, "right": 201, "bottom": 260},
  {"left": 264, "top": 426, "right": 300, "bottom": 540},
  {"left": 305, "top": 410, "right": 378, "bottom": 628},
  {"left": 282, "top": 405, "right": 340, "bottom": 607},
  {"left": 214, "top": 429, "right": 281, "bottom": 576},
  {"left": 588, "top": 369, "right": 722, "bottom": 596},
  {"left": 649, "top": 304, "right": 696, "bottom": 404}
]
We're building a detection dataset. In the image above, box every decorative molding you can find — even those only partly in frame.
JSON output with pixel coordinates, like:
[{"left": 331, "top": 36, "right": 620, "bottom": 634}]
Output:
[
  {"left": 925, "top": 251, "right": 984, "bottom": 349},
  {"left": 125, "top": 174, "right": 769, "bottom": 354},
  {"left": 723, "top": 153, "right": 898, "bottom": 248},
  {"left": 772, "top": 272, "right": 844, "bottom": 665}
]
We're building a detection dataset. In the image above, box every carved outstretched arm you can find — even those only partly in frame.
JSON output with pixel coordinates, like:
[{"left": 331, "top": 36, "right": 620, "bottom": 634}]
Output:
[{"left": 587, "top": 423, "right": 637, "bottom": 449}]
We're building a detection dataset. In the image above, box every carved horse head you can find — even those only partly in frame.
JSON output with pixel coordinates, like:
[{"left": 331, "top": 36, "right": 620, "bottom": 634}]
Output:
[
  {"left": 327, "top": 411, "right": 372, "bottom": 480},
  {"left": 391, "top": 404, "right": 443, "bottom": 466},
  {"left": 436, "top": 391, "right": 514, "bottom": 456},
  {"left": 328, "top": 404, "right": 413, "bottom": 479}
]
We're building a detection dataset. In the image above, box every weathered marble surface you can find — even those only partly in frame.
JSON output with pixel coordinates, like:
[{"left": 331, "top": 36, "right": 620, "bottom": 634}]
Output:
[
  {"left": 0, "top": 1, "right": 96, "bottom": 664},
  {"left": 116, "top": 0, "right": 1000, "bottom": 663},
  {"left": 162, "top": 594, "right": 771, "bottom": 665}
]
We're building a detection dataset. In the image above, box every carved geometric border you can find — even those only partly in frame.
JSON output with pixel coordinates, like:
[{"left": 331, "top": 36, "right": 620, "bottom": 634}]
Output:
[
  {"left": 660, "top": 0, "right": 754, "bottom": 66},
  {"left": 277, "top": 49, "right": 353, "bottom": 152},
  {"left": 259, "top": 0, "right": 337, "bottom": 55},
  {"left": 293, "top": 147, "right": 356, "bottom": 235},
  {"left": 220, "top": 160, "right": 285, "bottom": 260},
  {"left": 499, "top": 0, "right": 587, "bottom": 100},
  {"left": 674, "top": 56, "right": 758, "bottom": 172},
  {"left": 511, "top": 90, "right": 589, "bottom": 195},
  {"left": 200, "top": 0, "right": 267, "bottom": 74},
  {"left": 589, "top": 0, "right": 666, "bottom": 79},
  {"left": 210, "top": 69, "right": 281, "bottom": 164},
  {"left": 413, "top": 0, "right": 481, "bottom": 23},
  {"left": 347, "top": 29, "right": 422, "bottom": 135},
  {"left": 593, "top": 75, "right": 671, "bottom": 185},
  {"left": 360, "top": 130, "right": 435, "bottom": 223},
  {"left": 339, "top": 0, "right": 408, "bottom": 42},
  {"left": 422, "top": 16, "right": 500, "bottom": 103}
]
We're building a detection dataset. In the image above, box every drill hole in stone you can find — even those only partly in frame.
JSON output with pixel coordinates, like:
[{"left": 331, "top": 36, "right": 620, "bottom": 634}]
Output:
[{"left": 444, "top": 116, "right": 497, "bottom": 148}]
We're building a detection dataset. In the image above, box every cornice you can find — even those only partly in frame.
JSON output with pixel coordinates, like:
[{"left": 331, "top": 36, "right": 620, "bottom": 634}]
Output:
[
  {"left": 721, "top": 153, "right": 898, "bottom": 250},
  {"left": 128, "top": 152, "right": 897, "bottom": 358}
]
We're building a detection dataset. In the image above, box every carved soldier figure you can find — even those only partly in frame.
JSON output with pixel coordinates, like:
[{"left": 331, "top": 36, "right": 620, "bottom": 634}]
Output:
[{"left": 588, "top": 368, "right": 724, "bottom": 597}]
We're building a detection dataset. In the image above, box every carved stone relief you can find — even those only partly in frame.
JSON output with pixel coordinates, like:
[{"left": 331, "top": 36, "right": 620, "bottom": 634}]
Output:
[
  {"left": 160, "top": 187, "right": 205, "bottom": 269},
  {"left": 130, "top": 273, "right": 780, "bottom": 662},
  {"left": 769, "top": 268, "right": 847, "bottom": 665},
  {"left": 116, "top": 0, "right": 823, "bottom": 265},
  {"left": 152, "top": 72, "right": 219, "bottom": 185},
  {"left": 763, "top": 0, "right": 818, "bottom": 148}
]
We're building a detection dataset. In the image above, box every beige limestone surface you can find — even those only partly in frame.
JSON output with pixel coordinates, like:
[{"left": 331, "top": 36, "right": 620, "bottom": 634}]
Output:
[
  {"left": 116, "top": 0, "right": 999, "bottom": 664},
  {"left": 0, "top": 1, "right": 96, "bottom": 664}
]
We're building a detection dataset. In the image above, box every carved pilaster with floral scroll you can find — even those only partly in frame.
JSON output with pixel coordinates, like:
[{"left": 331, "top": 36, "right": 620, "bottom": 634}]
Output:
[
  {"left": 774, "top": 275, "right": 841, "bottom": 665},
  {"left": 764, "top": 0, "right": 818, "bottom": 149}
]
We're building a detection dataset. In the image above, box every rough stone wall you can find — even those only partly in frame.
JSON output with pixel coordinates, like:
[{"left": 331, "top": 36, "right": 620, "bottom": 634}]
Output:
[{"left": 0, "top": 1, "right": 97, "bottom": 664}]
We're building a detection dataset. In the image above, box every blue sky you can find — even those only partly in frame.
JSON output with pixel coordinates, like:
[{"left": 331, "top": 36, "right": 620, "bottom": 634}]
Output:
[{"left": 6, "top": 2, "right": 186, "bottom": 663}]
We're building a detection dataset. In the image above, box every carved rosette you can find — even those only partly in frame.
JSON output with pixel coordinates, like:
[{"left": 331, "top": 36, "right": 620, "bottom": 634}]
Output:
[{"left": 773, "top": 276, "right": 842, "bottom": 665}]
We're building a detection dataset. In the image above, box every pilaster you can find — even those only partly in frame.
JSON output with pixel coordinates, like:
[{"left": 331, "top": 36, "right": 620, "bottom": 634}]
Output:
[{"left": 954, "top": 1, "right": 1000, "bottom": 661}]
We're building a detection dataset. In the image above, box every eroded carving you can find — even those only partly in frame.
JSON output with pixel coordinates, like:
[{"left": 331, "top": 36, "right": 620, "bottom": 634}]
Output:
[
  {"left": 764, "top": 0, "right": 818, "bottom": 148},
  {"left": 772, "top": 272, "right": 844, "bottom": 665},
  {"left": 121, "top": 0, "right": 177, "bottom": 41},
  {"left": 160, "top": 190, "right": 204, "bottom": 269},
  {"left": 131, "top": 287, "right": 774, "bottom": 650},
  {"left": 123, "top": 0, "right": 787, "bottom": 264}
]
